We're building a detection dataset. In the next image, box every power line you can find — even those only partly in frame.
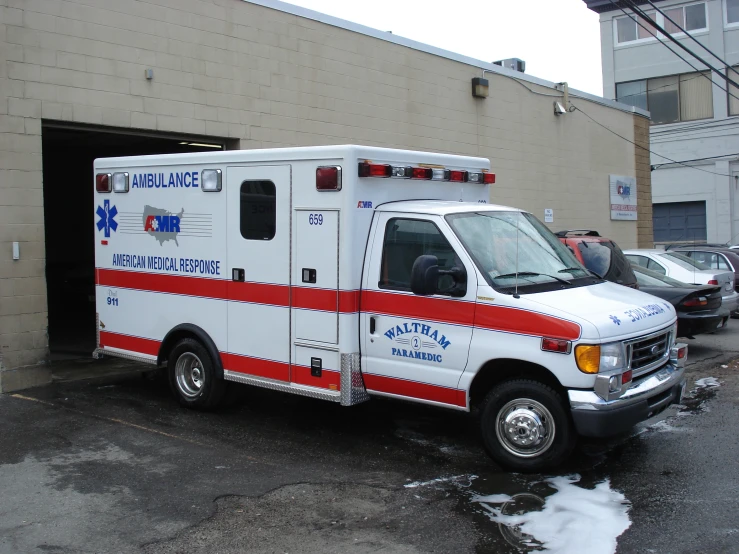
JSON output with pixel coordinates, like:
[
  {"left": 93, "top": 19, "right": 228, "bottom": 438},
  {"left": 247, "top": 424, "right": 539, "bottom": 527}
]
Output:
[
  {"left": 644, "top": 0, "right": 739, "bottom": 80},
  {"left": 609, "top": 0, "right": 739, "bottom": 105},
  {"left": 650, "top": 117, "right": 739, "bottom": 134},
  {"left": 621, "top": 0, "right": 739, "bottom": 91},
  {"left": 570, "top": 102, "right": 731, "bottom": 176},
  {"left": 652, "top": 152, "right": 739, "bottom": 169}
]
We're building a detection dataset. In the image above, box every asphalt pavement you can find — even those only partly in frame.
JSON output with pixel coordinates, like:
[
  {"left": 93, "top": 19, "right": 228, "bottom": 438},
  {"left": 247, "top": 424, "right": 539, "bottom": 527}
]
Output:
[{"left": 1, "top": 326, "right": 738, "bottom": 553}]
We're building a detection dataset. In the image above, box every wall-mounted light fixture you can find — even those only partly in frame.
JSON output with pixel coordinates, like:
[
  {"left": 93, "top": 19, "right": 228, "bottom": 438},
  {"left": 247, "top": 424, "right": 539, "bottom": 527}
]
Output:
[
  {"left": 471, "top": 77, "right": 489, "bottom": 99},
  {"left": 144, "top": 68, "right": 154, "bottom": 80}
]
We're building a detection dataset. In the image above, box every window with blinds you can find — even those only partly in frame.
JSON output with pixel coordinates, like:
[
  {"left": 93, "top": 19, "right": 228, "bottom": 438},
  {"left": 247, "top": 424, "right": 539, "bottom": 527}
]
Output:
[
  {"left": 616, "top": 71, "right": 713, "bottom": 124},
  {"left": 729, "top": 67, "right": 739, "bottom": 116}
]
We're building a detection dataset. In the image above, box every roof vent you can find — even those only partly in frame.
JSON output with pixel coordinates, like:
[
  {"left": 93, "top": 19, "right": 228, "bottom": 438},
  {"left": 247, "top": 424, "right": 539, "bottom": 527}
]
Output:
[{"left": 493, "top": 58, "right": 526, "bottom": 73}]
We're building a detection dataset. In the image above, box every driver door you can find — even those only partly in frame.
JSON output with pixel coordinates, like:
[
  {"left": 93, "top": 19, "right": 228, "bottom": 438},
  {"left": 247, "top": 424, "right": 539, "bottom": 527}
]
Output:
[{"left": 360, "top": 213, "right": 477, "bottom": 407}]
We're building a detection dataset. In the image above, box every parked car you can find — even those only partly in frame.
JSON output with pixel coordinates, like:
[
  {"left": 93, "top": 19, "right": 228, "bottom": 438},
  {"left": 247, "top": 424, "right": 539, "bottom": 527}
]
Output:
[
  {"left": 624, "top": 249, "right": 739, "bottom": 314},
  {"left": 673, "top": 246, "right": 739, "bottom": 293},
  {"left": 631, "top": 265, "right": 729, "bottom": 338},
  {"left": 663, "top": 242, "right": 730, "bottom": 251},
  {"left": 556, "top": 230, "right": 638, "bottom": 288}
]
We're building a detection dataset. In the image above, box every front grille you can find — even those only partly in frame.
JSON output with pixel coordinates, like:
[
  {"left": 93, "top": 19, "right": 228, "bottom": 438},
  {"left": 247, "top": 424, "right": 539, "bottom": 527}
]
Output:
[{"left": 628, "top": 331, "right": 670, "bottom": 375}]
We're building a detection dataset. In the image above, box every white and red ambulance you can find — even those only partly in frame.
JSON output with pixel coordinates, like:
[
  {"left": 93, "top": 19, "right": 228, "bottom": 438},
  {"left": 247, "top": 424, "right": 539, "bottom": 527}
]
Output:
[{"left": 93, "top": 145, "right": 687, "bottom": 471}]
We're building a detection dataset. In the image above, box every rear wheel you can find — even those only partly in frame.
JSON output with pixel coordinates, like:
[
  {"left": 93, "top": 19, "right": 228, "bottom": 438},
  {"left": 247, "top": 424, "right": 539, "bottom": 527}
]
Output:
[
  {"left": 168, "top": 338, "right": 225, "bottom": 409},
  {"left": 480, "top": 379, "right": 575, "bottom": 472}
]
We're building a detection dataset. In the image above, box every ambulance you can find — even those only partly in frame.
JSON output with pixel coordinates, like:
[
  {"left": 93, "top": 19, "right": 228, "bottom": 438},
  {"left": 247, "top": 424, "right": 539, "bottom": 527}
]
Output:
[{"left": 93, "top": 145, "right": 687, "bottom": 471}]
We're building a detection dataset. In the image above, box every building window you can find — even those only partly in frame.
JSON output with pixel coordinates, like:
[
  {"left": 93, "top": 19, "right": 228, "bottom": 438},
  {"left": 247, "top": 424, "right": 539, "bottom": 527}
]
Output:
[
  {"left": 615, "top": 11, "right": 658, "bottom": 43},
  {"left": 729, "top": 66, "right": 739, "bottom": 115},
  {"left": 615, "top": 3, "right": 707, "bottom": 45},
  {"left": 240, "top": 180, "right": 276, "bottom": 240},
  {"left": 726, "top": 0, "right": 739, "bottom": 25},
  {"left": 616, "top": 71, "right": 713, "bottom": 124}
]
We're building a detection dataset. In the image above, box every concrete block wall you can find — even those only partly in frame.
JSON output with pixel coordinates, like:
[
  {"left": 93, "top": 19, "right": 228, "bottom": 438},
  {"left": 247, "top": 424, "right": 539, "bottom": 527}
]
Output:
[{"left": 0, "top": 0, "right": 647, "bottom": 381}]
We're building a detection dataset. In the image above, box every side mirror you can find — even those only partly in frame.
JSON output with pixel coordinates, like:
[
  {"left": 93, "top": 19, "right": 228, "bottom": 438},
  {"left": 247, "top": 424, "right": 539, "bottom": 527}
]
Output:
[
  {"left": 410, "top": 255, "right": 467, "bottom": 297},
  {"left": 411, "top": 255, "right": 440, "bottom": 296}
]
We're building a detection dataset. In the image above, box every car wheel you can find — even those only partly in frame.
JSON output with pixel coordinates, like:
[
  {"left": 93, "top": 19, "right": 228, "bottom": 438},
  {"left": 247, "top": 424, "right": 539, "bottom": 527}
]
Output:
[
  {"left": 480, "top": 379, "right": 575, "bottom": 472},
  {"left": 168, "top": 338, "right": 225, "bottom": 409}
]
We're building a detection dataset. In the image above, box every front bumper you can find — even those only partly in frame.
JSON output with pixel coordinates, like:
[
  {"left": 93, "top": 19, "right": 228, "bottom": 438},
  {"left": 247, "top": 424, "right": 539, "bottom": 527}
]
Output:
[{"left": 568, "top": 361, "right": 686, "bottom": 438}]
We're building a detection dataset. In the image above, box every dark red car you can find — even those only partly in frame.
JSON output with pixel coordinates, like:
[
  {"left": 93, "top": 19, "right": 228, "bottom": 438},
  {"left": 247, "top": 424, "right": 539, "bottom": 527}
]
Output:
[{"left": 556, "top": 230, "right": 638, "bottom": 289}]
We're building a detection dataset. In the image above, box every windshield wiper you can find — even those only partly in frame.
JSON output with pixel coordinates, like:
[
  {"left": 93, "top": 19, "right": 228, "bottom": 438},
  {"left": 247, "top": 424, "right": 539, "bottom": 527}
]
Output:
[
  {"left": 558, "top": 267, "right": 602, "bottom": 279},
  {"left": 495, "top": 271, "right": 573, "bottom": 286}
]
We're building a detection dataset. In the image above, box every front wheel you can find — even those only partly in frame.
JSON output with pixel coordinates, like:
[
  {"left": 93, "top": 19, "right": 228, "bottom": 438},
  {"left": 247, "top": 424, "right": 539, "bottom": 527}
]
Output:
[
  {"left": 168, "top": 338, "right": 225, "bottom": 409},
  {"left": 480, "top": 380, "right": 575, "bottom": 472}
]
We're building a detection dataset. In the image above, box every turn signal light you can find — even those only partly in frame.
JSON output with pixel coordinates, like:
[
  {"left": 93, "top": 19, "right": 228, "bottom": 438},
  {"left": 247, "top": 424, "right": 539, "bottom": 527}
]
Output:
[
  {"left": 682, "top": 296, "right": 707, "bottom": 307},
  {"left": 575, "top": 344, "right": 600, "bottom": 374},
  {"left": 541, "top": 338, "right": 572, "bottom": 354}
]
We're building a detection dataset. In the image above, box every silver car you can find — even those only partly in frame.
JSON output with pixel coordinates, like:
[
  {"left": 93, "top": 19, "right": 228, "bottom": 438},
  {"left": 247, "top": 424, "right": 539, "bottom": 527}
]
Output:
[{"left": 624, "top": 249, "right": 739, "bottom": 314}]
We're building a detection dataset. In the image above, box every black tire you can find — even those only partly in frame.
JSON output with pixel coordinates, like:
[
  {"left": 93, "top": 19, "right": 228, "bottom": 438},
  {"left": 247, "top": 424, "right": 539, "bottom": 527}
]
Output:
[
  {"left": 480, "top": 379, "right": 575, "bottom": 472},
  {"left": 167, "top": 338, "right": 225, "bottom": 409}
]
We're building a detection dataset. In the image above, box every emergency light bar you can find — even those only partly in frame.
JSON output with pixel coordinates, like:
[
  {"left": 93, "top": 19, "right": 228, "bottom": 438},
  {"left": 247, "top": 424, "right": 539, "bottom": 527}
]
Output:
[{"left": 358, "top": 162, "right": 494, "bottom": 184}]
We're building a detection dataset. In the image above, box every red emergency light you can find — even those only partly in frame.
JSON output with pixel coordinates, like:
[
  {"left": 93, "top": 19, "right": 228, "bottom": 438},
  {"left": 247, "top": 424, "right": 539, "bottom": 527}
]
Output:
[
  {"left": 358, "top": 162, "right": 392, "bottom": 178},
  {"left": 316, "top": 166, "right": 342, "bottom": 191},
  {"left": 411, "top": 167, "right": 433, "bottom": 180},
  {"left": 447, "top": 170, "right": 468, "bottom": 182},
  {"left": 96, "top": 173, "right": 111, "bottom": 193}
]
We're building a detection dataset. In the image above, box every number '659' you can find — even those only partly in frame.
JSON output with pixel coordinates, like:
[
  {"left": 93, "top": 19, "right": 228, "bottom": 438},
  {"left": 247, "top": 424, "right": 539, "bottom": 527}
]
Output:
[{"left": 308, "top": 213, "right": 323, "bottom": 225}]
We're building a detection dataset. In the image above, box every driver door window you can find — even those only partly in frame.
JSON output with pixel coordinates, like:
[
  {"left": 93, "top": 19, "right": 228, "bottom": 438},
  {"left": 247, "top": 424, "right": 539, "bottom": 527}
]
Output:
[{"left": 379, "top": 218, "right": 460, "bottom": 293}]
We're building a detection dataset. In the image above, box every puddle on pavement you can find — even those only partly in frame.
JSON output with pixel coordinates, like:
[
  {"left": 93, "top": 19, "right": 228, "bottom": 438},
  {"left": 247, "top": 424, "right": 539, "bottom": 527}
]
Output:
[
  {"left": 677, "top": 376, "right": 721, "bottom": 416},
  {"left": 407, "top": 473, "right": 631, "bottom": 553}
]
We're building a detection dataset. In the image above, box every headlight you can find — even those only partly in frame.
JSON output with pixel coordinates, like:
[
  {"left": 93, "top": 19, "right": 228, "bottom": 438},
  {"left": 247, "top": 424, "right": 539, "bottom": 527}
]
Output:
[
  {"left": 599, "top": 342, "right": 627, "bottom": 372},
  {"left": 575, "top": 341, "right": 628, "bottom": 374}
]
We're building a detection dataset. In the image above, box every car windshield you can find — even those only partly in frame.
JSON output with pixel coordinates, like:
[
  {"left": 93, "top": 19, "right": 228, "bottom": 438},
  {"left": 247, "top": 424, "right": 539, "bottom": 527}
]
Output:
[
  {"left": 446, "top": 211, "right": 596, "bottom": 293},
  {"left": 661, "top": 252, "right": 710, "bottom": 271},
  {"left": 632, "top": 266, "right": 690, "bottom": 288}
]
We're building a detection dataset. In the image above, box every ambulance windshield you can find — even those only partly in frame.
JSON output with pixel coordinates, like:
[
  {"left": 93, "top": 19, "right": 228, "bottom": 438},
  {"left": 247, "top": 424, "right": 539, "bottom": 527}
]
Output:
[{"left": 447, "top": 211, "right": 600, "bottom": 294}]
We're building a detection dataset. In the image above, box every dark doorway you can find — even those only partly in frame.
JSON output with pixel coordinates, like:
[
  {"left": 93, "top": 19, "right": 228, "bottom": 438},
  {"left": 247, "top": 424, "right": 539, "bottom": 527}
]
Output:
[{"left": 41, "top": 123, "right": 227, "bottom": 358}]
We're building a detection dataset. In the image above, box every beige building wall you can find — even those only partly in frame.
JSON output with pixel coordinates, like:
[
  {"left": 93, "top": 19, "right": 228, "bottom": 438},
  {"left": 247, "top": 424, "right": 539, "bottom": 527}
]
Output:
[{"left": 0, "top": 0, "right": 650, "bottom": 384}]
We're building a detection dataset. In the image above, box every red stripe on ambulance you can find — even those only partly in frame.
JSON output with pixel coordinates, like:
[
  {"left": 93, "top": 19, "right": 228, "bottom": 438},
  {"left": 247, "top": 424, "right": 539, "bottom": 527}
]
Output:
[
  {"left": 363, "top": 374, "right": 466, "bottom": 407},
  {"left": 474, "top": 305, "right": 581, "bottom": 341},
  {"left": 99, "top": 331, "right": 160, "bottom": 356}
]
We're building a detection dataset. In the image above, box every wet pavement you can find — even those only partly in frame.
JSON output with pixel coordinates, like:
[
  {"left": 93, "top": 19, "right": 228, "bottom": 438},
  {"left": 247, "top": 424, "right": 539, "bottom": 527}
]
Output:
[{"left": 1, "top": 327, "right": 738, "bottom": 553}]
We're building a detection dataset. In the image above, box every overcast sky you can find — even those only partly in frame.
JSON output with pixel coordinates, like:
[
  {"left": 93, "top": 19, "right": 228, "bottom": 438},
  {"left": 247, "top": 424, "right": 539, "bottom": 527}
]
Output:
[{"left": 280, "top": 0, "right": 605, "bottom": 97}]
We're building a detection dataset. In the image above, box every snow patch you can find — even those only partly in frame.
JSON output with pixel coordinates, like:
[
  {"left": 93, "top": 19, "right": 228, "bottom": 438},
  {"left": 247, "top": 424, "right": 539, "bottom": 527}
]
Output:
[
  {"left": 404, "top": 474, "right": 476, "bottom": 489},
  {"left": 695, "top": 377, "right": 721, "bottom": 389},
  {"left": 474, "top": 475, "right": 631, "bottom": 554}
]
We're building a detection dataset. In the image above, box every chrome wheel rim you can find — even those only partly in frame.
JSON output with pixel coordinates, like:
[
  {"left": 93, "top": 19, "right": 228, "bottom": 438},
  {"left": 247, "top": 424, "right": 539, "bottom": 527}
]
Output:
[
  {"left": 495, "top": 398, "right": 555, "bottom": 458},
  {"left": 175, "top": 352, "right": 205, "bottom": 398}
]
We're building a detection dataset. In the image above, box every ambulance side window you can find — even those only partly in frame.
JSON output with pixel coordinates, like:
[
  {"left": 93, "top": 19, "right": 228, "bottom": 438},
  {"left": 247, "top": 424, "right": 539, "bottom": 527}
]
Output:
[
  {"left": 379, "top": 218, "right": 460, "bottom": 292},
  {"left": 240, "top": 180, "right": 276, "bottom": 240}
]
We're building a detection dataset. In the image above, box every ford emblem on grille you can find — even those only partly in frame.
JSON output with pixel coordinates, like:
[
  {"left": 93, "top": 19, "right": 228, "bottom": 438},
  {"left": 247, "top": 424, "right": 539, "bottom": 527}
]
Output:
[{"left": 650, "top": 344, "right": 660, "bottom": 355}]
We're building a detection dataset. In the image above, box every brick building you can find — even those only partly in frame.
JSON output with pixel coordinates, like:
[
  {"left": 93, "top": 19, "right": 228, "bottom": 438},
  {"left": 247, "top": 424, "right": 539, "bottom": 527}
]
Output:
[{"left": 0, "top": 0, "right": 651, "bottom": 390}]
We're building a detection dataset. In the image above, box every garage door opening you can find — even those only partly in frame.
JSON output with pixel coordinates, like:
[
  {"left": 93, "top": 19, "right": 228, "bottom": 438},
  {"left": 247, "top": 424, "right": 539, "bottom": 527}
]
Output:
[{"left": 42, "top": 123, "right": 229, "bottom": 359}]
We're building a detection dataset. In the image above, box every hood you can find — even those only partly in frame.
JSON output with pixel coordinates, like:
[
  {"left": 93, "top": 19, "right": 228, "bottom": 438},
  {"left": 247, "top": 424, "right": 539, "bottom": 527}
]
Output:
[{"left": 525, "top": 282, "right": 676, "bottom": 342}]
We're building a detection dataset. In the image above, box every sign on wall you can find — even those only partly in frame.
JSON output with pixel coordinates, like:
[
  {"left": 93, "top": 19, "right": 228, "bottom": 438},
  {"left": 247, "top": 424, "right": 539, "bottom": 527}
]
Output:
[
  {"left": 544, "top": 208, "right": 553, "bottom": 223},
  {"left": 609, "top": 175, "right": 637, "bottom": 221}
]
